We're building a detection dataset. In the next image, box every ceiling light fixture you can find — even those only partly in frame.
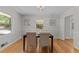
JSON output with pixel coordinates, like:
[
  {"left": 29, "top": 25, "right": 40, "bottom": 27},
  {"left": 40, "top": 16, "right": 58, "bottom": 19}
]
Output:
[{"left": 37, "top": 6, "right": 44, "bottom": 12}]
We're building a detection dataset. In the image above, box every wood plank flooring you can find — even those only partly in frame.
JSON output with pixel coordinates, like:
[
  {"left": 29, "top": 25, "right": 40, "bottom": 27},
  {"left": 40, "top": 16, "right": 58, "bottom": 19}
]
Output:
[
  {"left": 0, "top": 38, "right": 79, "bottom": 53},
  {"left": 1, "top": 39, "right": 23, "bottom": 53},
  {"left": 53, "top": 39, "right": 74, "bottom": 53}
]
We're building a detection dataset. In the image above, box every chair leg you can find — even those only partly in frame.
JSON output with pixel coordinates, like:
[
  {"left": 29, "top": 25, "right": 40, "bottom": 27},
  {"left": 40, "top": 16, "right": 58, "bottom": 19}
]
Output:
[{"left": 23, "top": 38, "right": 25, "bottom": 52}]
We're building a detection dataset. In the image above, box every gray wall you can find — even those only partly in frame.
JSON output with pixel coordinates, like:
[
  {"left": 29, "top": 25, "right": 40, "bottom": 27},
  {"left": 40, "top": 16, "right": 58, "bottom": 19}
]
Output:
[
  {"left": 22, "top": 15, "right": 60, "bottom": 39},
  {"left": 0, "top": 7, "right": 22, "bottom": 48},
  {"left": 60, "top": 7, "right": 79, "bottom": 48}
]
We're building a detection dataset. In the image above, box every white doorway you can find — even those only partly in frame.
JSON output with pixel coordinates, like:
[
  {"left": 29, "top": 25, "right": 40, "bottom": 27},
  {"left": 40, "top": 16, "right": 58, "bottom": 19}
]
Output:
[{"left": 64, "top": 15, "right": 74, "bottom": 39}]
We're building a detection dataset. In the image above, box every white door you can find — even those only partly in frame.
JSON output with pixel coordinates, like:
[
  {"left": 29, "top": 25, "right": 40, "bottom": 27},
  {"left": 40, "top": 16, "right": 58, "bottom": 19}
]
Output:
[{"left": 64, "top": 15, "right": 74, "bottom": 39}]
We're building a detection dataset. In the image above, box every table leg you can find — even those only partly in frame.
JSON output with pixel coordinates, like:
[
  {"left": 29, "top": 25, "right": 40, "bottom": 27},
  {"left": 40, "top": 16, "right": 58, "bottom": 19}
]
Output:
[
  {"left": 23, "top": 36, "right": 25, "bottom": 52},
  {"left": 50, "top": 36, "right": 53, "bottom": 52}
]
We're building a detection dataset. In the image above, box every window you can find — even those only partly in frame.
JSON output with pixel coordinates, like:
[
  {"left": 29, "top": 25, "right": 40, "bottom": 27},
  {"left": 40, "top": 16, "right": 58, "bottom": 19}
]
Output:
[{"left": 0, "top": 12, "right": 11, "bottom": 34}]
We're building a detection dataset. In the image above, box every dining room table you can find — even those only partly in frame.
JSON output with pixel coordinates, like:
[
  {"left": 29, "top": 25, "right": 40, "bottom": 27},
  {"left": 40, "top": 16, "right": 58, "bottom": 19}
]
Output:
[{"left": 23, "top": 33, "right": 53, "bottom": 52}]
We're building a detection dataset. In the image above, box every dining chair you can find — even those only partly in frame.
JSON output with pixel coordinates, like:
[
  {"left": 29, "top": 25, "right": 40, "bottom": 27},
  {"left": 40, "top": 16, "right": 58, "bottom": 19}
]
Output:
[
  {"left": 26, "top": 32, "right": 37, "bottom": 53},
  {"left": 39, "top": 33, "right": 50, "bottom": 53}
]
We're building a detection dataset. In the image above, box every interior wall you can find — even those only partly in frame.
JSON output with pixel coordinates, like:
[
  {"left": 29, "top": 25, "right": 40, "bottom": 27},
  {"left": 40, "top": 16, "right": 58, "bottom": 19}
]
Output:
[
  {"left": 22, "top": 15, "right": 61, "bottom": 39},
  {"left": 60, "top": 7, "right": 79, "bottom": 48},
  {"left": 0, "top": 7, "right": 22, "bottom": 49}
]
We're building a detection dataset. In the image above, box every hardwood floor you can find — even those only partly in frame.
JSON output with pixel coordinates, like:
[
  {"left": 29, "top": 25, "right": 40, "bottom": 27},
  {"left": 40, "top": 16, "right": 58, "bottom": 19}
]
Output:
[
  {"left": 1, "top": 39, "right": 23, "bottom": 53},
  {"left": 53, "top": 39, "right": 74, "bottom": 53},
  {"left": 0, "top": 38, "right": 79, "bottom": 53},
  {"left": 1, "top": 38, "right": 51, "bottom": 53}
]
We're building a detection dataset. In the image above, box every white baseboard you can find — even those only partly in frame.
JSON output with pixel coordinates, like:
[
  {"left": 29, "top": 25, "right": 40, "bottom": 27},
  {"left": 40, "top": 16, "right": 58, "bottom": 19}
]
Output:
[{"left": 0, "top": 37, "right": 22, "bottom": 52}]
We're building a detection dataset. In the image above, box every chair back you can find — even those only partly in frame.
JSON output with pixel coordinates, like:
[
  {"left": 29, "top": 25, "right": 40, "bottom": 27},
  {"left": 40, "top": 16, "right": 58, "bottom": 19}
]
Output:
[
  {"left": 38, "top": 33, "right": 50, "bottom": 52},
  {"left": 26, "top": 32, "right": 37, "bottom": 52},
  {"left": 39, "top": 33, "right": 50, "bottom": 47}
]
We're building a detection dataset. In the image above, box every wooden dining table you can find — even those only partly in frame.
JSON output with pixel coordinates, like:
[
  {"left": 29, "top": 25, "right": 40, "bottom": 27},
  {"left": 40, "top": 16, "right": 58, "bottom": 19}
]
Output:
[{"left": 23, "top": 34, "right": 53, "bottom": 52}]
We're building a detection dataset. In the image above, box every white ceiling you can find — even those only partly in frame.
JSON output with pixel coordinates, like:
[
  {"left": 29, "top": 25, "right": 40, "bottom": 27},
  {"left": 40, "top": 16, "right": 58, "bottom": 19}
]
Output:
[{"left": 13, "top": 6, "right": 73, "bottom": 16}]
